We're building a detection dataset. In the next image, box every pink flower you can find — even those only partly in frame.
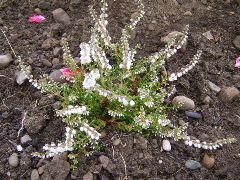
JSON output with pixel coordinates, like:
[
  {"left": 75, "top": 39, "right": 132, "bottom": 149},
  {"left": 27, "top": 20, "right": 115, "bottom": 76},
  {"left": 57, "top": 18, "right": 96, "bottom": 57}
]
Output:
[
  {"left": 60, "top": 68, "right": 81, "bottom": 81},
  {"left": 28, "top": 15, "right": 45, "bottom": 23},
  {"left": 235, "top": 56, "right": 240, "bottom": 68}
]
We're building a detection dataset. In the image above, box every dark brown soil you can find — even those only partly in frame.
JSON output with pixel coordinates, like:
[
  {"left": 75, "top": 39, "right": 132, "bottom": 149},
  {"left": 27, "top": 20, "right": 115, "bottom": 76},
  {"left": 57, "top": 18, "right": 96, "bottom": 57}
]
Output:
[{"left": 0, "top": 0, "right": 240, "bottom": 179}]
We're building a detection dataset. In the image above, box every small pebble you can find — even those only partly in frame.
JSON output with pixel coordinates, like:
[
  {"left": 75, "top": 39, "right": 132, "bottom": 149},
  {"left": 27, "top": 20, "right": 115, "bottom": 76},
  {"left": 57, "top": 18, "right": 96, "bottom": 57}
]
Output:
[
  {"left": 184, "top": 11, "right": 192, "bottom": 16},
  {"left": 31, "top": 169, "right": 40, "bottom": 180},
  {"left": 0, "top": 54, "right": 13, "bottom": 68},
  {"left": 202, "top": 96, "right": 211, "bottom": 104},
  {"left": 202, "top": 154, "right": 215, "bottom": 169},
  {"left": 99, "top": 155, "right": 110, "bottom": 168},
  {"left": 83, "top": 171, "right": 93, "bottom": 180},
  {"left": 172, "top": 96, "right": 195, "bottom": 110},
  {"left": 218, "top": 86, "right": 239, "bottom": 103},
  {"left": 185, "top": 111, "right": 202, "bottom": 119},
  {"left": 21, "top": 134, "right": 32, "bottom": 144},
  {"left": 38, "top": 165, "right": 45, "bottom": 175},
  {"left": 113, "top": 139, "right": 121, "bottom": 146},
  {"left": 208, "top": 81, "right": 221, "bottom": 93},
  {"left": 42, "top": 59, "right": 52, "bottom": 67},
  {"left": 2, "top": 111, "right": 9, "bottom": 118},
  {"left": 185, "top": 160, "right": 201, "bottom": 170},
  {"left": 162, "top": 139, "right": 171, "bottom": 151},
  {"left": 8, "top": 153, "right": 19, "bottom": 167}
]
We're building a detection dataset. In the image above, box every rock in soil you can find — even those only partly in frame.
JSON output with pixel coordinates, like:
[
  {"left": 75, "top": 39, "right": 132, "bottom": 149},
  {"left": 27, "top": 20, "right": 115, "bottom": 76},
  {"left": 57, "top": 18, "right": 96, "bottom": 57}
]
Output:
[
  {"left": 185, "top": 111, "right": 202, "bottom": 119},
  {"left": 52, "top": 8, "right": 71, "bottom": 25},
  {"left": 38, "top": 165, "right": 45, "bottom": 175},
  {"left": 8, "top": 153, "right": 19, "bottom": 167},
  {"left": 184, "top": 11, "right": 192, "bottom": 16},
  {"left": 99, "top": 155, "right": 110, "bottom": 168},
  {"left": 161, "top": 31, "right": 184, "bottom": 44},
  {"left": 202, "top": 154, "right": 215, "bottom": 169},
  {"left": 53, "top": 47, "right": 62, "bottom": 57},
  {"left": 24, "top": 113, "right": 47, "bottom": 134},
  {"left": 202, "top": 95, "right": 211, "bottom": 104},
  {"left": 185, "top": 160, "right": 201, "bottom": 170},
  {"left": 0, "top": 54, "right": 13, "bottom": 69},
  {"left": 208, "top": 80, "right": 221, "bottom": 93},
  {"left": 172, "top": 96, "right": 195, "bottom": 110},
  {"left": 83, "top": 171, "right": 94, "bottom": 180},
  {"left": 15, "top": 66, "right": 32, "bottom": 85},
  {"left": 113, "top": 138, "right": 121, "bottom": 146},
  {"left": 50, "top": 69, "right": 66, "bottom": 83},
  {"left": 137, "top": 136, "right": 148, "bottom": 149},
  {"left": 218, "top": 86, "right": 240, "bottom": 103},
  {"left": 42, "top": 38, "right": 59, "bottom": 49},
  {"left": 20, "top": 134, "right": 32, "bottom": 144},
  {"left": 233, "top": 35, "right": 240, "bottom": 50},
  {"left": 31, "top": 169, "right": 40, "bottom": 180},
  {"left": 42, "top": 59, "right": 52, "bottom": 67},
  {"left": 162, "top": 139, "right": 171, "bottom": 151},
  {"left": 42, "top": 159, "right": 70, "bottom": 180},
  {"left": 38, "top": 0, "right": 51, "bottom": 10}
]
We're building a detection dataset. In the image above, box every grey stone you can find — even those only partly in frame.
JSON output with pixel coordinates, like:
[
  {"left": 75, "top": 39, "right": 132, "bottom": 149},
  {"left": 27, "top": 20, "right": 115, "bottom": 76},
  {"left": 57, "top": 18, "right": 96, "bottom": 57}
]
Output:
[
  {"left": 184, "top": 11, "right": 192, "bottom": 16},
  {"left": 161, "top": 31, "right": 184, "bottom": 44},
  {"left": 15, "top": 66, "right": 32, "bottom": 85},
  {"left": 38, "top": 165, "right": 45, "bottom": 175},
  {"left": 42, "top": 38, "right": 59, "bottom": 49},
  {"left": 83, "top": 171, "right": 94, "bottom": 180},
  {"left": 185, "top": 111, "right": 202, "bottom": 119},
  {"left": 218, "top": 86, "right": 239, "bottom": 103},
  {"left": 42, "top": 59, "right": 52, "bottom": 67},
  {"left": 34, "top": 8, "right": 42, "bottom": 14},
  {"left": 38, "top": 1, "right": 51, "bottom": 10},
  {"left": 44, "top": 160, "right": 70, "bottom": 180},
  {"left": 0, "top": 54, "right": 13, "bottom": 68},
  {"left": 138, "top": 136, "right": 148, "bottom": 149},
  {"left": 208, "top": 81, "right": 221, "bottom": 93},
  {"left": 53, "top": 47, "right": 62, "bottom": 56},
  {"left": 53, "top": 152, "right": 68, "bottom": 161},
  {"left": 24, "top": 114, "right": 47, "bottom": 134},
  {"left": 185, "top": 160, "right": 201, "bottom": 170},
  {"left": 52, "top": 58, "right": 60, "bottom": 65},
  {"left": 2, "top": 111, "right": 9, "bottom": 119},
  {"left": 172, "top": 96, "right": 195, "bottom": 110},
  {"left": 31, "top": 169, "right": 40, "bottom": 180},
  {"left": 233, "top": 36, "right": 240, "bottom": 50},
  {"left": 113, "top": 139, "right": 121, "bottom": 146},
  {"left": 162, "top": 139, "right": 171, "bottom": 151},
  {"left": 21, "top": 134, "right": 32, "bottom": 144},
  {"left": 202, "top": 96, "right": 211, "bottom": 104},
  {"left": 99, "top": 155, "right": 110, "bottom": 168},
  {"left": 50, "top": 69, "right": 66, "bottom": 83},
  {"left": 52, "top": 8, "right": 71, "bottom": 25},
  {"left": 8, "top": 153, "right": 19, "bottom": 167}
]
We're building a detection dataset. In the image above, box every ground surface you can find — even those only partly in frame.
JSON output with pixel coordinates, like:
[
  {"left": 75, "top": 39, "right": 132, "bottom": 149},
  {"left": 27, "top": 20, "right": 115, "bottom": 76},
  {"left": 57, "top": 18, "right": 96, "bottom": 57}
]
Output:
[{"left": 0, "top": 0, "right": 240, "bottom": 179}]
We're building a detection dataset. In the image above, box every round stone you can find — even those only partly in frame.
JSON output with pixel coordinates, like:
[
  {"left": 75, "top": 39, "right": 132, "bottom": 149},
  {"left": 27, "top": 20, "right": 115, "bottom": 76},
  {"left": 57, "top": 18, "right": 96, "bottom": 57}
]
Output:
[
  {"left": 8, "top": 153, "right": 19, "bottom": 167},
  {"left": 162, "top": 139, "right": 171, "bottom": 151}
]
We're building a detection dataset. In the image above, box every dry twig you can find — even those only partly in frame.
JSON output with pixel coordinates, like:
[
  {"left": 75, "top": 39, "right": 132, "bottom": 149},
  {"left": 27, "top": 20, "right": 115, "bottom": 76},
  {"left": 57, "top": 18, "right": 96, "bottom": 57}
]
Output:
[{"left": 17, "top": 111, "right": 27, "bottom": 137}]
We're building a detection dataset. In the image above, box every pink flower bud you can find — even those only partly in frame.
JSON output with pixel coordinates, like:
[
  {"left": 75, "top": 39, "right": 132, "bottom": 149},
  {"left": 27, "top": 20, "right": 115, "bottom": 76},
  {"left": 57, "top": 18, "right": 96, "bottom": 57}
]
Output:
[
  {"left": 60, "top": 68, "right": 81, "bottom": 81},
  {"left": 235, "top": 56, "right": 240, "bottom": 68},
  {"left": 28, "top": 15, "right": 45, "bottom": 23}
]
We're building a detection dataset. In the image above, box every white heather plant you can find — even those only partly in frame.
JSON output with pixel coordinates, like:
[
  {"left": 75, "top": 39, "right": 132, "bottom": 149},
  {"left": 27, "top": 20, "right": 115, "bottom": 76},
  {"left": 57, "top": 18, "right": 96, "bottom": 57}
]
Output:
[{"left": 18, "top": 0, "right": 236, "bottom": 159}]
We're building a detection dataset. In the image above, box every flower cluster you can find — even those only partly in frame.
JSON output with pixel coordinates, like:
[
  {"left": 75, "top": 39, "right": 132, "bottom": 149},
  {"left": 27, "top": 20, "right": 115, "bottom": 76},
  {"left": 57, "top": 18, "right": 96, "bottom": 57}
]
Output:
[
  {"left": 83, "top": 69, "right": 100, "bottom": 89},
  {"left": 23, "top": 0, "right": 236, "bottom": 160},
  {"left": 80, "top": 123, "right": 101, "bottom": 140},
  {"left": 57, "top": 105, "right": 89, "bottom": 117},
  {"left": 168, "top": 50, "right": 202, "bottom": 82},
  {"left": 33, "top": 127, "right": 76, "bottom": 158}
]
